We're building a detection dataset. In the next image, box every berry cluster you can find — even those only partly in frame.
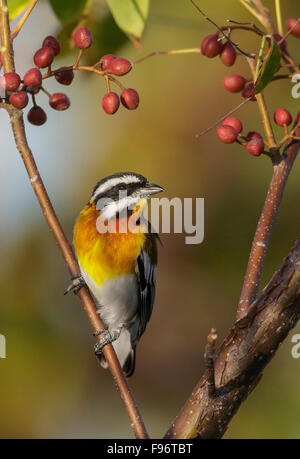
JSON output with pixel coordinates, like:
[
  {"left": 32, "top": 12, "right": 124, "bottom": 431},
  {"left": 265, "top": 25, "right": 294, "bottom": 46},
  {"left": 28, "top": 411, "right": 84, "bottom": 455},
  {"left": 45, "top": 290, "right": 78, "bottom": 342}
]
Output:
[
  {"left": 200, "top": 18, "right": 300, "bottom": 157},
  {"left": 216, "top": 108, "right": 299, "bottom": 157},
  {"left": 0, "top": 26, "right": 139, "bottom": 125},
  {"left": 99, "top": 54, "right": 139, "bottom": 114}
]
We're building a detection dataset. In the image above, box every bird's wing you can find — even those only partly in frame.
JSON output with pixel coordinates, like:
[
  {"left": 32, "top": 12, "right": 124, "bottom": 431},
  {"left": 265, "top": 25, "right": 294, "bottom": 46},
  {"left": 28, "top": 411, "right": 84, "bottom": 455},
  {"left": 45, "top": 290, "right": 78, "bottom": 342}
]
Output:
[{"left": 135, "top": 232, "right": 158, "bottom": 340}]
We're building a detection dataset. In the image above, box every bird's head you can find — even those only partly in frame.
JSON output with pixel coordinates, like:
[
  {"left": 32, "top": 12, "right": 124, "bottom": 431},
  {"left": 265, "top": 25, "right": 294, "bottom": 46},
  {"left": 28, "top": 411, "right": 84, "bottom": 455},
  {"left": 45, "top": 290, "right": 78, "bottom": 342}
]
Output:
[{"left": 90, "top": 172, "right": 164, "bottom": 220}]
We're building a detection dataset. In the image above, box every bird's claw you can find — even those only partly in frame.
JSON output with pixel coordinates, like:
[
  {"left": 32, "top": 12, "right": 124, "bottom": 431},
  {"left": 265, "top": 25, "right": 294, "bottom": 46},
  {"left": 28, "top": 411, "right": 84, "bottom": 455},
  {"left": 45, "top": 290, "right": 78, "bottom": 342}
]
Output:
[
  {"left": 94, "top": 330, "right": 116, "bottom": 355},
  {"left": 94, "top": 325, "right": 124, "bottom": 355},
  {"left": 64, "top": 274, "right": 86, "bottom": 295}
]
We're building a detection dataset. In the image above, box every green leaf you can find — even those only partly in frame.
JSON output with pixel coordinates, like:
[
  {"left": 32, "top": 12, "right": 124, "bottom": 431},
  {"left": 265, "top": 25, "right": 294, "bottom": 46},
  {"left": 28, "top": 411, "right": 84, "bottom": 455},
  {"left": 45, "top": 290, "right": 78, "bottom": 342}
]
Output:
[
  {"left": 255, "top": 37, "right": 281, "bottom": 94},
  {"left": 106, "top": 0, "right": 149, "bottom": 39},
  {"left": 7, "top": 0, "right": 32, "bottom": 19},
  {"left": 49, "top": 0, "right": 90, "bottom": 27}
]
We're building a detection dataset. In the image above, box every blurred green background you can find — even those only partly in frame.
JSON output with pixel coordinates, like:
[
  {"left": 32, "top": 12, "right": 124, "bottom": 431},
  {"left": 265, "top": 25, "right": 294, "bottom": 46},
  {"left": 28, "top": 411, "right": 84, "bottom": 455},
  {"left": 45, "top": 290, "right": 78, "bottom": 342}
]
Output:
[{"left": 0, "top": 0, "right": 300, "bottom": 439}]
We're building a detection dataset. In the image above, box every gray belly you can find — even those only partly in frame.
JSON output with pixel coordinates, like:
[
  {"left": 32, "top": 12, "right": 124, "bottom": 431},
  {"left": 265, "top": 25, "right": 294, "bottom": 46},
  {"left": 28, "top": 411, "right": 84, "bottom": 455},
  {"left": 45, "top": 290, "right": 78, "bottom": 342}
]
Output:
[{"left": 81, "top": 269, "right": 140, "bottom": 330}]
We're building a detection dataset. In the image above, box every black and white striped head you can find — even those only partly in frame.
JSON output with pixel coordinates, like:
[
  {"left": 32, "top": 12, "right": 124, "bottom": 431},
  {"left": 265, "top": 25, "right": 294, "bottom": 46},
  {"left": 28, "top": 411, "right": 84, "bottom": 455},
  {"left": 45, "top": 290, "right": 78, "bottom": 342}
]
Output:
[{"left": 90, "top": 172, "right": 164, "bottom": 219}]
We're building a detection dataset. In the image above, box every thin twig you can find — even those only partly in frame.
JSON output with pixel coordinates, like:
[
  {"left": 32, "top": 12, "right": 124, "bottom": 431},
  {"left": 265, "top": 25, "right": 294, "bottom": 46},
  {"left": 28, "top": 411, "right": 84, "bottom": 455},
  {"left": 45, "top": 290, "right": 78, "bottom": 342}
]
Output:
[
  {"left": 11, "top": 0, "right": 39, "bottom": 39},
  {"left": 133, "top": 48, "right": 201, "bottom": 65},
  {"left": 251, "top": 0, "right": 276, "bottom": 34},
  {"left": 195, "top": 98, "right": 251, "bottom": 138},
  {"left": 190, "top": 0, "right": 255, "bottom": 58},
  {"left": 0, "top": 0, "right": 149, "bottom": 440},
  {"left": 275, "top": 0, "right": 283, "bottom": 36},
  {"left": 247, "top": 57, "right": 277, "bottom": 149},
  {"left": 237, "top": 127, "right": 300, "bottom": 320}
]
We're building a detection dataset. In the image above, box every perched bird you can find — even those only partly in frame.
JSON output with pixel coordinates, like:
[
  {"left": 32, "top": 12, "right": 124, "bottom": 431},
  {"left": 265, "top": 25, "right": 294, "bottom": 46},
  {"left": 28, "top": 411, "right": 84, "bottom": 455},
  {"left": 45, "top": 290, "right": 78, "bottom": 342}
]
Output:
[{"left": 72, "top": 172, "right": 164, "bottom": 376}]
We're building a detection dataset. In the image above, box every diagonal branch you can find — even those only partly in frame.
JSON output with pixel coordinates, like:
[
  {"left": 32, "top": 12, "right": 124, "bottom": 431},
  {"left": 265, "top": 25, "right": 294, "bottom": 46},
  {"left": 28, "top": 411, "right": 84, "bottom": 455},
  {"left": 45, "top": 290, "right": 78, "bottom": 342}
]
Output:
[
  {"left": 237, "top": 130, "right": 300, "bottom": 320},
  {"left": 11, "top": 0, "right": 39, "bottom": 39},
  {"left": 165, "top": 237, "right": 300, "bottom": 439},
  {"left": 0, "top": 0, "right": 148, "bottom": 439}
]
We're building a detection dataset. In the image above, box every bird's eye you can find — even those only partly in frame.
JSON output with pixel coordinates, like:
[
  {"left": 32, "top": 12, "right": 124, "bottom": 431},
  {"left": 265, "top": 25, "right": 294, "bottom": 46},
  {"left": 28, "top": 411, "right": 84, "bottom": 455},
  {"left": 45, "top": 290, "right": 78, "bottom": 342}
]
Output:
[{"left": 119, "top": 184, "right": 126, "bottom": 190}]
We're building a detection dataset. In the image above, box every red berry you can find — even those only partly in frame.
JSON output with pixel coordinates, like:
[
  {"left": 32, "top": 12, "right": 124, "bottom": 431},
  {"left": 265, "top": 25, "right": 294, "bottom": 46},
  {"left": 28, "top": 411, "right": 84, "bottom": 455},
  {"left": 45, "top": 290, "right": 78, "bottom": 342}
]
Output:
[
  {"left": 272, "top": 33, "right": 287, "bottom": 52},
  {"left": 297, "top": 111, "right": 300, "bottom": 124},
  {"left": 49, "top": 93, "right": 70, "bottom": 111},
  {"left": 27, "top": 106, "right": 47, "bottom": 126},
  {"left": 42, "top": 36, "right": 61, "bottom": 56},
  {"left": 9, "top": 91, "right": 29, "bottom": 109},
  {"left": 3, "top": 72, "right": 21, "bottom": 91},
  {"left": 74, "top": 27, "right": 93, "bottom": 49},
  {"left": 34, "top": 47, "right": 54, "bottom": 68},
  {"left": 100, "top": 54, "right": 117, "bottom": 71},
  {"left": 24, "top": 68, "right": 42, "bottom": 88},
  {"left": 55, "top": 68, "right": 74, "bottom": 86},
  {"left": 217, "top": 125, "right": 238, "bottom": 143},
  {"left": 274, "top": 108, "right": 292, "bottom": 126},
  {"left": 222, "top": 116, "right": 243, "bottom": 134},
  {"left": 246, "top": 138, "right": 264, "bottom": 156},
  {"left": 110, "top": 58, "right": 132, "bottom": 76},
  {"left": 120, "top": 88, "right": 139, "bottom": 110},
  {"left": 286, "top": 18, "right": 300, "bottom": 38},
  {"left": 242, "top": 83, "right": 256, "bottom": 101},
  {"left": 203, "top": 34, "right": 222, "bottom": 58},
  {"left": 220, "top": 42, "right": 237, "bottom": 66},
  {"left": 201, "top": 34, "right": 215, "bottom": 55},
  {"left": 246, "top": 131, "right": 263, "bottom": 141},
  {"left": 102, "top": 92, "right": 120, "bottom": 115},
  {"left": 223, "top": 74, "right": 246, "bottom": 92}
]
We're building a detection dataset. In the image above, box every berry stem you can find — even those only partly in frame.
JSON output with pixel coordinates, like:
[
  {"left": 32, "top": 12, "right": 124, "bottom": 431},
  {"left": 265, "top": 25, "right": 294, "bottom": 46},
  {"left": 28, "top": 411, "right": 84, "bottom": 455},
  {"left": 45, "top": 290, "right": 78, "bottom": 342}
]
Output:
[
  {"left": 74, "top": 49, "right": 83, "bottom": 68},
  {"left": 40, "top": 86, "right": 51, "bottom": 98},
  {"left": 247, "top": 57, "right": 276, "bottom": 149},
  {"left": 104, "top": 74, "right": 110, "bottom": 92},
  {"left": 31, "top": 92, "right": 37, "bottom": 106},
  {"left": 279, "top": 121, "right": 300, "bottom": 147},
  {"left": 274, "top": 0, "right": 283, "bottom": 36},
  {"left": 42, "top": 64, "right": 105, "bottom": 81},
  {"left": 225, "top": 20, "right": 265, "bottom": 36}
]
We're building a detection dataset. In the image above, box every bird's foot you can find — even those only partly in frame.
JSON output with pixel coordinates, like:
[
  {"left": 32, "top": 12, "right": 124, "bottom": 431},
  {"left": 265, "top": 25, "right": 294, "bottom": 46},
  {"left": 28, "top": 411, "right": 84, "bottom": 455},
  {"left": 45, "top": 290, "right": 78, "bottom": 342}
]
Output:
[
  {"left": 64, "top": 274, "right": 86, "bottom": 295},
  {"left": 94, "top": 324, "right": 124, "bottom": 355}
]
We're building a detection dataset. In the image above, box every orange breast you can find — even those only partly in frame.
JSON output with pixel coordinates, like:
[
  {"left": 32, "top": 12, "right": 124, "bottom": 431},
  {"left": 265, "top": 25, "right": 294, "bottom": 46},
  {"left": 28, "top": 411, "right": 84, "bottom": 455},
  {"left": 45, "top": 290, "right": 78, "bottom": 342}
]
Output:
[{"left": 73, "top": 202, "right": 145, "bottom": 285}]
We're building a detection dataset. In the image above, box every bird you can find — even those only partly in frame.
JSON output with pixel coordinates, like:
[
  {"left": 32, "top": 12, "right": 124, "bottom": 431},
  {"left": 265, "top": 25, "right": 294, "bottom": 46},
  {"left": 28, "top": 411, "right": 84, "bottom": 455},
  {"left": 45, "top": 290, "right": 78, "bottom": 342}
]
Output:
[{"left": 72, "top": 172, "right": 164, "bottom": 377}]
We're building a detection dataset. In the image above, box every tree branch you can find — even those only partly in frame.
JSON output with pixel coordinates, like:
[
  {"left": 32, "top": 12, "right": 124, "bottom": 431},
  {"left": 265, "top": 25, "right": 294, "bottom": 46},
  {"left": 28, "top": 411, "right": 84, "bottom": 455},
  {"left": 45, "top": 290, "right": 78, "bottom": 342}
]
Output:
[
  {"left": 237, "top": 130, "right": 300, "bottom": 320},
  {"left": 0, "top": 0, "right": 148, "bottom": 439},
  {"left": 165, "top": 237, "right": 300, "bottom": 439}
]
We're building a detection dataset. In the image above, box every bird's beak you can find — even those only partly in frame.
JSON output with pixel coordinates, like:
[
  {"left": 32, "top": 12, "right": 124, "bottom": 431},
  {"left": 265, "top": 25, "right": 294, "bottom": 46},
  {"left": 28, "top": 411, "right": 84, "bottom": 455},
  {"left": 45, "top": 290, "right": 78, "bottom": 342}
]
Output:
[{"left": 140, "top": 182, "right": 165, "bottom": 197}]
